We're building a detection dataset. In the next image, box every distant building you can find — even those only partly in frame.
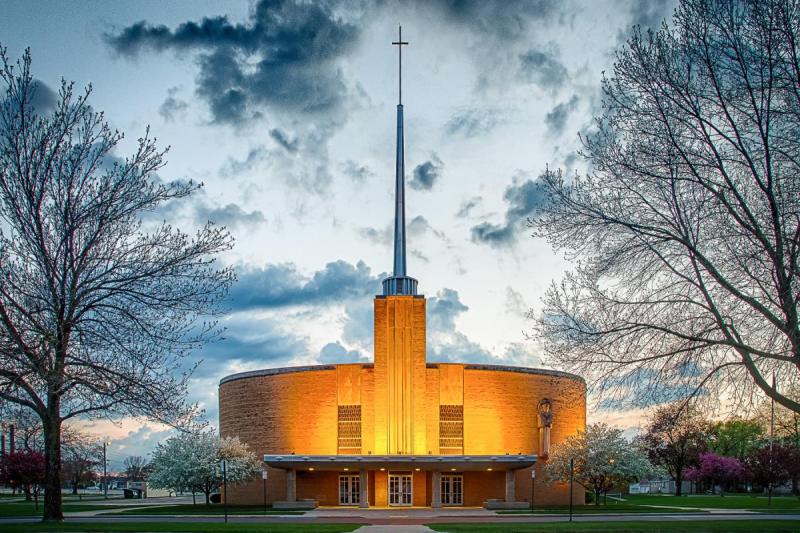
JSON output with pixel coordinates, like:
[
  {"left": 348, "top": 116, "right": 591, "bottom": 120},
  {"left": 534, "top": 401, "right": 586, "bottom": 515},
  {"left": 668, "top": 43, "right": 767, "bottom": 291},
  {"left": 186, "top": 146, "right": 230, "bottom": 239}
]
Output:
[{"left": 218, "top": 28, "right": 586, "bottom": 509}]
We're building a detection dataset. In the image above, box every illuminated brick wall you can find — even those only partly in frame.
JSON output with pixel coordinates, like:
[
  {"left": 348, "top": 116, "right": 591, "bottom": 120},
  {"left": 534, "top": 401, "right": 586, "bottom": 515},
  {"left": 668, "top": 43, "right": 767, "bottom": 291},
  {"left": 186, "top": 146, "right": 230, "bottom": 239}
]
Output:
[{"left": 220, "top": 363, "right": 585, "bottom": 506}]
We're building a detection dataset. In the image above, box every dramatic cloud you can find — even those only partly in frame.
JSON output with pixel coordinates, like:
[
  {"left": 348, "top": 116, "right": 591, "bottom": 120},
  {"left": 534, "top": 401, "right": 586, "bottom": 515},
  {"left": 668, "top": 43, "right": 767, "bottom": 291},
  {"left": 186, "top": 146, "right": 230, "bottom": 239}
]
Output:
[
  {"left": 270, "top": 128, "right": 298, "bottom": 153},
  {"left": 229, "top": 260, "right": 384, "bottom": 311},
  {"left": 426, "top": 0, "right": 560, "bottom": 43},
  {"left": 30, "top": 79, "right": 58, "bottom": 113},
  {"left": 191, "top": 314, "right": 307, "bottom": 378},
  {"left": 221, "top": 146, "right": 268, "bottom": 177},
  {"left": 519, "top": 43, "right": 569, "bottom": 91},
  {"left": 359, "top": 215, "right": 444, "bottom": 245},
  {"left": 456, "top": 197, "right": 481, "bottom": 218},
  {"left": 340, "top": 160, "right": 374, "bottom": 183},
  {"left": 426, "top": 288, "right": 492, "bottom": 362},
  {"left": 410, "top": 154, "right": 443, "bottom": 191},
  {"left": 319, "top": 341, "right": 368, "bottom": 364},
  {"left": 545, "top": 95, "right": 580, "bottom": 136},
  {"left": 445, "top": 108, "right": 503, "bottom": 138},
  {"left": 470, "top": 174, "right": 549, "bottom": 247},
  {"left": 505, "top": 286, "right": 527, "bottom": 316},
  {"left": 617, "top": 0, "right": 676, "bottom": 44},
  {"left": 194, "top": 203, "right": 265, "bottom": 228},
  {"left": 159, "top": 86, "right": 188, "bottom": 121},
  {"left": 104, "top": 0, "right": 359, "bottom": 125}
]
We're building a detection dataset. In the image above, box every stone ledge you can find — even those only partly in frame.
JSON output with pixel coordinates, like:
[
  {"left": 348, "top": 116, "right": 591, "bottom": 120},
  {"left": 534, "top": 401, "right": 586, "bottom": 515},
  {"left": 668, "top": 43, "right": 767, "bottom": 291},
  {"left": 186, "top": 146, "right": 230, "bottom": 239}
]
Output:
[
  {"left": 273, "top": 499, "right": 318, "bottom": 510},
  {"left": 484, "top": 499, "right": 531, "bottom": 510}
]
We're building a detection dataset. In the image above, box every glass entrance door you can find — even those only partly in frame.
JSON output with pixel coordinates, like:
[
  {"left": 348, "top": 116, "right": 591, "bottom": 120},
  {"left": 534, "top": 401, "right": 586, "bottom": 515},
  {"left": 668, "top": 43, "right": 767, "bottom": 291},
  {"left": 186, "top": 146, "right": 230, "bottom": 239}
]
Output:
[
  {"left": 441, "top": 473, "right": 463, "bottom": 506},
  {"left": 388, "top": 472, "right": 413, "bottom": 506},
  {"left": 338, "top": 474, "right": 360, "bottom": 505}
]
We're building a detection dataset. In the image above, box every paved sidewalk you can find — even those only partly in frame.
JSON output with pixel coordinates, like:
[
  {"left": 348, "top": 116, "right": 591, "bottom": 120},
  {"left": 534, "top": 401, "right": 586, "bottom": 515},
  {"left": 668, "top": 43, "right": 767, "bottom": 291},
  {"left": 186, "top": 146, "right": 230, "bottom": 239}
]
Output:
[{"left": 355, "top": 527, "right": 435, "bottom": 532}]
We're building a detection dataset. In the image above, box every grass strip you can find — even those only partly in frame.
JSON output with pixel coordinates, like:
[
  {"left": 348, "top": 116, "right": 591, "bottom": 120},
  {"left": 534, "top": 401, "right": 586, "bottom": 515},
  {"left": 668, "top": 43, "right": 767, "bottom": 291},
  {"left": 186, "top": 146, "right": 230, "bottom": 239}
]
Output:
[
  {"left": 0, "top": 523, "right": 359, "bottom": 532},
  {"left": 116, "top": 504, "right": 305, "bottom": 515},
  {"left": 427, "top": 520, "right": 800, "bottom": 532}
]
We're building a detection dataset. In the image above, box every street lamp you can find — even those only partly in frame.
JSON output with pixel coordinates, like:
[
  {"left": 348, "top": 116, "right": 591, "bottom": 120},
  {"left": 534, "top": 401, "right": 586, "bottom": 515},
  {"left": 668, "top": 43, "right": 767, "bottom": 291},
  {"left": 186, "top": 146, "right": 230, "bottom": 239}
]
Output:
[
  {"left": 262, "top": 468, "right": 268, "bottom": 513},
  {"left": 569, "top": 457, "right": 574, "bottom": 523},
  {"left": 530, "top": 468, "right": 535, "bottom": 513},
  {"left": 219, "top": 459, "right": 228, "bottom": 524},
  {"left": 103, "top": 441, "right": 111, "bottom": 499}
]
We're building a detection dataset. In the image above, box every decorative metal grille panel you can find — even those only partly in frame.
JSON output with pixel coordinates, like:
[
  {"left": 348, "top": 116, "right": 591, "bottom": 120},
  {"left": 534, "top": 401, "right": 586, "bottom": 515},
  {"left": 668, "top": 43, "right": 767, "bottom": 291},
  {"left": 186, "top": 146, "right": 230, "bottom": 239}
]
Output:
[
  {"left": 338, "top": 404, "right": 362, "bottom": 453},
  {"left": 439, "top": 404, "right": 463, "bottom": 451}
]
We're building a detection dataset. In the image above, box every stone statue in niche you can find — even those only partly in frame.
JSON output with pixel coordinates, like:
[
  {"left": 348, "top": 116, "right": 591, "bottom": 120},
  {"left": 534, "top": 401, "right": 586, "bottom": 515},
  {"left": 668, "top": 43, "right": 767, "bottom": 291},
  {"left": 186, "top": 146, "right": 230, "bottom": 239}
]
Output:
[{"left": 538, "top": 399, "right": 553, "bottom": 458}]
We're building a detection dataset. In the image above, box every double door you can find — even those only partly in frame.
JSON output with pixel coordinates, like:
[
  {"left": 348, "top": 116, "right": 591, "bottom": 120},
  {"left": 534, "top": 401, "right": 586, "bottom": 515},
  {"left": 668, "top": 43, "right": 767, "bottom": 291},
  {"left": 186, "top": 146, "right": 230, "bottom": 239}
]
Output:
[
  {"left": 441, "top": 473, "right": 463, "bottom": 506},
  {"left": 339, "top": 474, "right": 360, "bottom": 505},
  {"left": 388, "top": 472, "right": 413, "bottom": 506}
]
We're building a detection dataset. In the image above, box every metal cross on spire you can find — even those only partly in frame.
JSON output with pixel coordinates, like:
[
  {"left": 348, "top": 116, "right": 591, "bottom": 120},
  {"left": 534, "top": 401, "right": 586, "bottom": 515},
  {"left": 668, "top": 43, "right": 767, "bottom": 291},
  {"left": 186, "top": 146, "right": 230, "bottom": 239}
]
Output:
[
  {"left": 382, "top": 25, "right": 418, "bottom": 297},
  {"left": 392, "top": 25, "right": 408, "bottom": 105}
]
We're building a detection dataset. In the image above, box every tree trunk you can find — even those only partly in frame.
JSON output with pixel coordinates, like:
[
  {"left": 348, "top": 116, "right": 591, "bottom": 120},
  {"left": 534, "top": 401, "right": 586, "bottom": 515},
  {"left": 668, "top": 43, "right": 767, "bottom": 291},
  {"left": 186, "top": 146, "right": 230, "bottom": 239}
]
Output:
[
  {"left": 71, "top": 480, "right": 78, "bottom": 495},
  {"left": 594, "top": 488, "right": 601, "bottom": 506},
  {"left": 205, "top": 490, "right": 210, "bottom": 505},
  {"left": 675, "top": 473, "right": 683, "bottom": 496},
  {"left": 42, "top": 409, "right": 64, "bottom": 521}
]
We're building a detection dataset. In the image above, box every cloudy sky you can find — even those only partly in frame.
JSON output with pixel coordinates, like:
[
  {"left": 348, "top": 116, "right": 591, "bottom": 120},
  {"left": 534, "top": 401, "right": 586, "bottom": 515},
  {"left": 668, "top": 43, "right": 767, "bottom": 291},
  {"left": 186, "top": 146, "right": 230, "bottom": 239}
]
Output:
[{"left": 1, "top": 0, "right": 675, "bottom": 468}]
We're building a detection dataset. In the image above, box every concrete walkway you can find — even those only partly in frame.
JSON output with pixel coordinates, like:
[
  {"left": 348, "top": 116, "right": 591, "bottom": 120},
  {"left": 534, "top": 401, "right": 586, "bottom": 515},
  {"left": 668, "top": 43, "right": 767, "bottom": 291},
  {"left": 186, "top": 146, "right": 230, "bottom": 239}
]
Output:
[{"left": 354, "top": 527, "right": 435, "bottom": 532}]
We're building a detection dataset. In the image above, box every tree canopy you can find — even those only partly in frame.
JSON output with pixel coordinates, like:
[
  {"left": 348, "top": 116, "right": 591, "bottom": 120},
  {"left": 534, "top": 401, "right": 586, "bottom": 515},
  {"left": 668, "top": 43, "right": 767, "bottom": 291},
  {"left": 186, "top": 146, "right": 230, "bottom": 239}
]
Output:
[
  {"left": 148, "top": 431, "right": 261, "bottom": 504},
  {"left": 0, "top": 47, "right": 233, "bottom": 520},
  {"left": 534, "top": 0, "right": 800, "bottom": 414},
  {"left": 546, "top": 423, "right": 653, "bottom": 505}
]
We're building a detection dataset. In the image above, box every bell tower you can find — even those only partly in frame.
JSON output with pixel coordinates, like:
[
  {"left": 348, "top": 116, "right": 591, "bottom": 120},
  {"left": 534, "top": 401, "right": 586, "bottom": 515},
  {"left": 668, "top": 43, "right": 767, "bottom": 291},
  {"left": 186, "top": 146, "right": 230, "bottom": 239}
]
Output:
[{"left": 374, "top": 26, "right": 427, "bottom": 455}]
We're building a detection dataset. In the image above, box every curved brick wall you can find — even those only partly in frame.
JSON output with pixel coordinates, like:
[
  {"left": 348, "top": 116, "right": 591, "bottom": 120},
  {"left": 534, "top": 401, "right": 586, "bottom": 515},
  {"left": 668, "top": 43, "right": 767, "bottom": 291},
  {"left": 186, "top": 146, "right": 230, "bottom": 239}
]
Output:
[{"left": 219, "top": 363, "right": 586, "bottom": 506}]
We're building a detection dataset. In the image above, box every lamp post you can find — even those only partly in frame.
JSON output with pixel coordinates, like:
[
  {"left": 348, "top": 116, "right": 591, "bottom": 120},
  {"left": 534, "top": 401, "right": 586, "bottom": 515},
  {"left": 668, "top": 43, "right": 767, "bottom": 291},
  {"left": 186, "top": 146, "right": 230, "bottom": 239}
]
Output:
[
  {"left": 530, "top": 468, "right": 535, "bottom": 513},
  {"left": 103, "top": 441, "right": 110, "bottom": 499},
  {"left": 262, "top": 469, "right": 268, "bottom": 513},
  {"left": 220, "top": 459, "right": 228, "bottom": 524},
  {"left": 569, "top": 457, "right": 574, "bottom": 523}
]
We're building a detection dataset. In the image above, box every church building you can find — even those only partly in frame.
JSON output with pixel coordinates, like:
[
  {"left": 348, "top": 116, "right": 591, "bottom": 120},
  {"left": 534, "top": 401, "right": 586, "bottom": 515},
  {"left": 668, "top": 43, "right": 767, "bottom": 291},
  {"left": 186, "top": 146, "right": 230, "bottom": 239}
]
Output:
[{"left": 219, "top": 28, "right": 586, "bottom": 509}]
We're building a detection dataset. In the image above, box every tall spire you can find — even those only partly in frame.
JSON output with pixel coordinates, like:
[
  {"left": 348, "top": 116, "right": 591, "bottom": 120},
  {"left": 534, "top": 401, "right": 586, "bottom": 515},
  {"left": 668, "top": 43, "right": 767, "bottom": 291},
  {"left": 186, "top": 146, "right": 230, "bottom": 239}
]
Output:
[{"left": 383, "top": 26, "right": 418, "bottom": 297}]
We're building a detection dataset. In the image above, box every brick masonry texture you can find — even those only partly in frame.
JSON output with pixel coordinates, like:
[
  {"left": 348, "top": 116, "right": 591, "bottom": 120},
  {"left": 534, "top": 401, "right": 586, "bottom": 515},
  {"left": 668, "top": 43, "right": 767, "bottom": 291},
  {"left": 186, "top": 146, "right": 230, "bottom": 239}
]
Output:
[{"left": 219, "top": 362, "right": 586, "bottom": 506}]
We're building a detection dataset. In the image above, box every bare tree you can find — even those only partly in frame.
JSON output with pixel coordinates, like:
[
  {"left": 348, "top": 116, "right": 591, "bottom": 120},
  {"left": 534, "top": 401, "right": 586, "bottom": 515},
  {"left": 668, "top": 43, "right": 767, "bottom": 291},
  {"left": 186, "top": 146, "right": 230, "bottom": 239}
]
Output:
[
  {"left": 61, "top": 430, "right": 101, "bottom": 494},
  {"left": 534, "top": 0, "right": 800, "bottom": 414},
  {"left": 123, "top": 455, "right": 149, "bottom": 482},
  {"left": 0, "top": 48, "right": 233, "bottom": 521}
]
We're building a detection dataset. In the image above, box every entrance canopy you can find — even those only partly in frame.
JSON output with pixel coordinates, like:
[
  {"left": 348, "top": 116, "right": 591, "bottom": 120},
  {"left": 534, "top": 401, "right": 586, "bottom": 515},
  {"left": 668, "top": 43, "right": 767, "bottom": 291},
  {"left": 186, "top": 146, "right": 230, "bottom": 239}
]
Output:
[{"left": 263, "top": 454, "right": 536, "bottom": 471}]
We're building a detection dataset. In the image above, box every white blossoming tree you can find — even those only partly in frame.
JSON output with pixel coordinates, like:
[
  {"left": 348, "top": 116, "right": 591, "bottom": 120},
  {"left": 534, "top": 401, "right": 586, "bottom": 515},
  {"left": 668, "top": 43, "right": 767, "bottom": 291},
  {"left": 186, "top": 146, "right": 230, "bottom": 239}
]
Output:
[
  {"left": 545, "top": 423, "right": 653, "bottom": 505},
  {"left": 148, "top": 431, "right": 261, "bottom": 504}
]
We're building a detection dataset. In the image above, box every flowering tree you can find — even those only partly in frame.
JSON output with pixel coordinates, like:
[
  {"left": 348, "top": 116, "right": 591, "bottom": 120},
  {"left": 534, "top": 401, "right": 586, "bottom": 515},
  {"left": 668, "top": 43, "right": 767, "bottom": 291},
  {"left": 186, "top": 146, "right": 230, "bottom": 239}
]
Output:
[
  {"left": 637, "top": 404, "right": 710, "bottom": 496},
  {"left": 148, "top": 431, "right": 260, "bottom": 504},
  {"left": 545, "top": 423, "right": 653, "bottom": 505},
  {"left": 685, "top": 452, "right": 744, "bottom": 495},
  {"left": 745, "top": 444, "right": 800, "bottom": 502},
  {"left": 0, "top": 450, "right": 45, "bottom": 507}
]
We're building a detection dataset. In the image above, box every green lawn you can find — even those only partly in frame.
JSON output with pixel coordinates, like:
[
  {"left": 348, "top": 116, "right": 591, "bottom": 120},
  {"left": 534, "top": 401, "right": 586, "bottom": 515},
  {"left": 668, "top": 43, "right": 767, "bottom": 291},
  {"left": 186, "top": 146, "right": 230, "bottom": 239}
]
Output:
[
  {"left": 498, "top": 505, "right": 704, "bottom": 514},
  {"left": 0, "top": 501, "right": 128, "bottom": 517},
  {"left": 117, "top": 504, "right": 305, "bottom": 515},
  {"left": 497, "top": 494, "right": 800, "bottom": 514},
  {"left": 0, "top": 524, "right": 358, "bottom": 533},
  {"left": 428, "top": 521, "right": 800, "bottom": 532},
  {"left": 623, "top": 494, "right": 800, "bottom": 510}
]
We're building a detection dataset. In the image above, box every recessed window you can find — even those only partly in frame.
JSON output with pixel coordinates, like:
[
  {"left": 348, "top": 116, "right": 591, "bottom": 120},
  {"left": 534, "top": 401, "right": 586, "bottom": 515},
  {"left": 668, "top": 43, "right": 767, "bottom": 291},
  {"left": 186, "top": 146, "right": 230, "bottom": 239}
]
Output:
[
  {"left": 439, "top": 404, "right": 463, "bottom": 453},
  {"left": 338, "top": 404, "right": 362, "bottom": 454}
]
